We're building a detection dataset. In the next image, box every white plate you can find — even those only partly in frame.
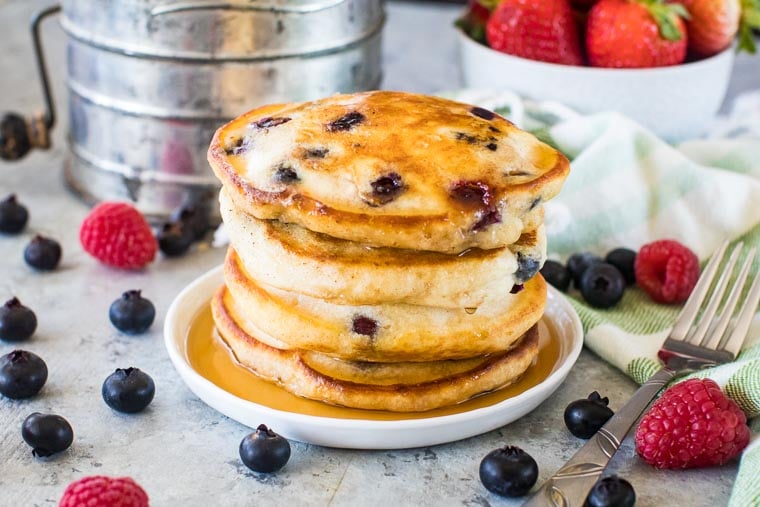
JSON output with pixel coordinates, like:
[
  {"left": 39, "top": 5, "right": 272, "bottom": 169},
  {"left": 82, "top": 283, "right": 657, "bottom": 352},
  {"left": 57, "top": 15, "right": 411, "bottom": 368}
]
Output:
[{"left": 164, "top": 266, "right": 583, "bottom": 449}]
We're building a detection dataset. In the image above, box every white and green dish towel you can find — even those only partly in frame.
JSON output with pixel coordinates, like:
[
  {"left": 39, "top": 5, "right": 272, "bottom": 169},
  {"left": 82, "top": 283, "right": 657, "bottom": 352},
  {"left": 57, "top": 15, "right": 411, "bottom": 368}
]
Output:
[{"left": 447, "top": 89, "right": 760, "bottom": 507}]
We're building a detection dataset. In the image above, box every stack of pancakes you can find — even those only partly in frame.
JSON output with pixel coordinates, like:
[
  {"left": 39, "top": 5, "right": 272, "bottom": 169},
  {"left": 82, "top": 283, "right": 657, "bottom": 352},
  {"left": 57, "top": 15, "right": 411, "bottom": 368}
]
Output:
[{"left": 207, "top": 91, "right": 570, "bottom": 412}]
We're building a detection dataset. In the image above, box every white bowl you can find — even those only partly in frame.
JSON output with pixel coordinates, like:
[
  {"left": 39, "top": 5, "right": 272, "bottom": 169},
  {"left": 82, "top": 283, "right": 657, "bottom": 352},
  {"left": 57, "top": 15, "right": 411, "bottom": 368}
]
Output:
[{"left": 456, "top": 28, "right": 735, "bottom": 141}]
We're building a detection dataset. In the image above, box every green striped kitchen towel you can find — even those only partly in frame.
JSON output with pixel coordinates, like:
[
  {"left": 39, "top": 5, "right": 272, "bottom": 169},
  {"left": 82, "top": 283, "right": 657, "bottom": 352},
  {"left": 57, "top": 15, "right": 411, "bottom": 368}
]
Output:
[{"left": 448, "top": 90, "right": 760, "bottom": 507}]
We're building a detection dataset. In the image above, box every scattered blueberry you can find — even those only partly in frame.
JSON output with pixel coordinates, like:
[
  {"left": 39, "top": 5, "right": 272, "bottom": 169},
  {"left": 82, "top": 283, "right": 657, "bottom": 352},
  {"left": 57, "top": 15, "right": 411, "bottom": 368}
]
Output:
[
  {"left": 239, "top": 424, "right": 291, "bottom": 473},
  {"left": 22, "top": 412, "right": 73, "bottom": 457},
  {"left": 564, "top": 391, "right": 615, "bottom": 439},
  {"left": 479, "top": 446, "right": 538, "bottom": 497},
  {"left": 24, "top": 235, "right": 61, "bottom": 271},
  {"left": 109, "top": 290, "right": 155, "bottom": 335},
  {"left": 540, "top": 260, "right": 571, "bottom": 292},
  {"left": 102, "top": 367, "right": 155, "bottom": 413},
  {"left": 172, "top": 204, "right": 210, "bottom": 241},
  {"left": 579, "top": 263, "right": 626, "bottom": 309},
  {"left": 586, "top": 475, "right": 636, "bottom": 507},
  {"left": 0, "top": 298, "right": 37, "bottom": 342},
  {"left": 605, "top": 248, "right": 637, "bottom": 285},
  {"left": 0, "top": 194, "right": 28, "bottom": 234},
  {"left": 0, "top": 350, "right": 47, "bottom": 399},
  {"left": 566, "top": 252, "right": 602, "bottom": 288},
  {"left": 157, "top": 221, "right": 194, "bottom": 257}
]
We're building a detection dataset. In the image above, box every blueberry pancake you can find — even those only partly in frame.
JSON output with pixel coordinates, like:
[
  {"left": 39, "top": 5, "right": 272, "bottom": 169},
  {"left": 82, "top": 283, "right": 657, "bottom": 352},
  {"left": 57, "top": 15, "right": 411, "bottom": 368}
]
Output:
[
  {"left": 220, "top": 189, "right": 546, "bottom": 308},
  {"left": 223, "top": 249, "right": 546, "bottom": 362},
  {"left": 212, "top": 288, "right": 539, "bottom": 412},
  {"left": 208, "top": 91, "right": 569, "bottom": 253}
]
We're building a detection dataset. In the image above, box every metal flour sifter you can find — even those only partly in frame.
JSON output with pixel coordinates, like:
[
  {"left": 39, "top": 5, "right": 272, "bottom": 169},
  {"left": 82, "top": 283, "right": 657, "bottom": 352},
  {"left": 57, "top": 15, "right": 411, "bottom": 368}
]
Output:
[{"left": 1, "top": 0, "right": 384, "bottom": 222}]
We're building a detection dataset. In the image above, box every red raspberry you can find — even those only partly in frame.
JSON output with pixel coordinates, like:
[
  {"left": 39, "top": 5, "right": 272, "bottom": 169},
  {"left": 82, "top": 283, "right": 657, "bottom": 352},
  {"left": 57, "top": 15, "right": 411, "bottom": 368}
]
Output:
[
  {"left": 59, "top": 476, "right": 149, "bottom": 507},
  {"left": 80, "top": 202, "right": 157, "bottom": 270},
  {"left": 635, "top": 378, "right": 750, "bottom": 469},
  {"left": 634, "top": 239, "right": 699, "bottom": 304}
]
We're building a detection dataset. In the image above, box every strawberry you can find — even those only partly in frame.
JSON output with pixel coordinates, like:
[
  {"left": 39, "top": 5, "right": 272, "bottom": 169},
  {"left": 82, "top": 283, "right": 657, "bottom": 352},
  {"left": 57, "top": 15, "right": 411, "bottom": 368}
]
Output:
[
  {"left": 586, "top": 0, "right": 689, "bottom": 68},
  {"left": 676, "top": 0, "right": 741, "bottom": 56},
  {"left": 486, "top": 0, "right": 584, "bottom": 66},
  {"left": 469, "top": 0, "right": 495, "bottom": 24}
]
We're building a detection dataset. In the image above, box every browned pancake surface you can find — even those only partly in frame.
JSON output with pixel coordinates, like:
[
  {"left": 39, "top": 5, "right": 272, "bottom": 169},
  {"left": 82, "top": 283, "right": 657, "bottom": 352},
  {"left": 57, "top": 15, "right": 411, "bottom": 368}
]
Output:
[
  {"left": 223, "top": 248, "right": 547, "bottom": 362},
  {"left": 209, "top": 91, "right": 569, "bottom": 253}
]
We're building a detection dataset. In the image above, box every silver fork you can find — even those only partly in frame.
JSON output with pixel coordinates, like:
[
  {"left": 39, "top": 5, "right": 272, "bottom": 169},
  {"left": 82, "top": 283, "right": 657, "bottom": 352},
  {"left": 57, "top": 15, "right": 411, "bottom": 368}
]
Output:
[{"left": 524, "top": 241, "right": 760, "bottom": 507}]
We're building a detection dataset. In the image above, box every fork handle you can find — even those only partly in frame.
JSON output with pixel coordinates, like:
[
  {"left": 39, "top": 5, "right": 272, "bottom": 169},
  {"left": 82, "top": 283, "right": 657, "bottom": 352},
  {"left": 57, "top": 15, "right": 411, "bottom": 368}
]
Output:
[{"left": 522, "top": 367, "right": 676, "bottom": 507}]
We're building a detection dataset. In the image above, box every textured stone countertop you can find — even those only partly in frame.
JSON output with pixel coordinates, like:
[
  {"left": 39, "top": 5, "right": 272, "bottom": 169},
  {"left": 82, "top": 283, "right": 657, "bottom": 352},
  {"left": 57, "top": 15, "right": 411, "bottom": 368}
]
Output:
[{"left": 0, "top": 1, "right": 753, "bottom": 506}]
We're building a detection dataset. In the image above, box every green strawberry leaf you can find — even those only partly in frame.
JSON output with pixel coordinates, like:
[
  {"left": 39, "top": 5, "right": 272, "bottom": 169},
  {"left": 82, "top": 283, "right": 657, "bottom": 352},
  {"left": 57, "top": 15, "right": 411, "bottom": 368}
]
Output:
[
  {"left": 668, "top": 3, "right": 691, "bottom": 20},
  {"left": 738, "top": 0, "right": 760, "bottom": 54},
  {"left": 738, "top": 22, "right": 758, "bottom": 54},
  {"left": 455, "top": 16, "right": 487, "bottom": 45},
  {"left": 479, "top": 0, "right": 501, "bottom": 10},
  {"left": 646, "top": 1, "right": 689, "bottom": 41},
  {"left": 743, "top": 8, "right": 760, "bottom": 28}
]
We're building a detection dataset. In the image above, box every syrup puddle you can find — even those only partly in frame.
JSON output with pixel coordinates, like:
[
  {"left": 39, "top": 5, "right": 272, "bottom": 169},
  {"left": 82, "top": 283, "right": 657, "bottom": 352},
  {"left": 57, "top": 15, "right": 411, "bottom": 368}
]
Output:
[{"left": 186, "top": 304, "right": 563, "bottom": 421}]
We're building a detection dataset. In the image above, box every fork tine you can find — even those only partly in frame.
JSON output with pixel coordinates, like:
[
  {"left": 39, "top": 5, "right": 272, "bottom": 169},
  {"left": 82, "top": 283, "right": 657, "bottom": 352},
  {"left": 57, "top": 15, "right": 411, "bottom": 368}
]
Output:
[
  {"left": 689, "top": 243, "right": 744, "bottom": 346},
  {"left": 703, "top": 247, "right": 756, "bottom": 350},
  {"left": 670, "top": 240, "right": 729, "bottom": 341},
  {"left": 723, "top": 262, "right": 760, "bottom": 358}
]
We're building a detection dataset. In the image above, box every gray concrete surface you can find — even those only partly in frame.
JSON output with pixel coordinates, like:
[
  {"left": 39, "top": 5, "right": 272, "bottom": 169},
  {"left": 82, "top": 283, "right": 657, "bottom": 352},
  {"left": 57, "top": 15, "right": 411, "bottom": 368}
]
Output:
[{"left": 0, "top": 1, "right": 751, "bottom": 505}]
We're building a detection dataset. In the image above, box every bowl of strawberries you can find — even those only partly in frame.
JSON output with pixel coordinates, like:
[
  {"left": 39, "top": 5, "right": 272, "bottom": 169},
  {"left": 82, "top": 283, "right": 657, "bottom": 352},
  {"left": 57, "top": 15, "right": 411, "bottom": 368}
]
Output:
[{"left": 456, "top": 0, "right": 759, "bottom": 141}]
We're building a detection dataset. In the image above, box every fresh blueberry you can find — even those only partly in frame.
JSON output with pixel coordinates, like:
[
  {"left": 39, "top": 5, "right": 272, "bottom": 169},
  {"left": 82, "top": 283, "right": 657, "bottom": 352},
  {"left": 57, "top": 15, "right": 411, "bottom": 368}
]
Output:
[
  {"left": 605, "top": 248, "right": 637, "bottom": 285},
  {"left": 579, "top": 263, "right": 626, "bottom": 309},
  {"left": 0, "top": 350, "right": 47, "bottom": 399},
  {"left": 109, "top": 290, "right": 155, "bottom": 335},
  {"left": 22, "top": 412, "right": 74, "bottom": 457},
  {"left": 479, "top": 446, "right": 538, "bottom": 497},
  {"left": 24, "top": 235, "right": 62, "bottom": 271},
  {"left": 102, "top": 367, "right": 155, "bottom": 413},
  {"left": 540, "top": 260, "right": 571, "bottom": 292},
  {"left": 0, "top": 194, "right": 28, "bottom": 234},
  {"left": 157, "top": 221, "right": 194, "bottom": 257},
  {"left": 564, "top": 391, "right": 615, "bottom": 439},
  {"left": 566, "top": 252, "right": 602, "bottom": 288},
  {"left": 586, "top": 475, "right": 636, "bottom": 507},
  {"left": 172, "top": 204, "right": 210, "bottom": 241},
  {"left": 0, "top": 298, "right": 37, "bottom": 342},
  {"left": 239, "top": 424, "right": 291, "bottom": 473}
]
